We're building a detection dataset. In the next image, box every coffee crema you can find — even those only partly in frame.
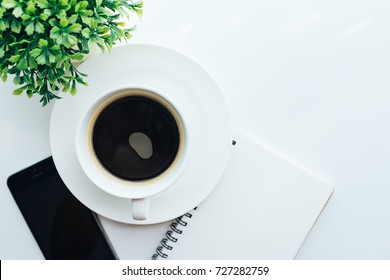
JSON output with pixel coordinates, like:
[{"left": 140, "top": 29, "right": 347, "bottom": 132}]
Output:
[{"left": 88, "top": 90, "right": 184, "bottom": 182}]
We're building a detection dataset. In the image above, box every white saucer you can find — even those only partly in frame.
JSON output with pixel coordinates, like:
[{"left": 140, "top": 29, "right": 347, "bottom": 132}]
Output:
[{"left": 49, "top": 44, "right": 232, "bottom": 224}]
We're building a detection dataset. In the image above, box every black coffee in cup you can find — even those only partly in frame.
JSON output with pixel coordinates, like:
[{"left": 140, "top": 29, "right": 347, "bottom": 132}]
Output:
[{"left": 89, "top": 90, "right": 183, "bottom": 182}]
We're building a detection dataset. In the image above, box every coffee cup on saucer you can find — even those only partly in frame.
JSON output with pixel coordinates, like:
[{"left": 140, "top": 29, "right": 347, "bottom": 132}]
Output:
[
  {"left": 75, "top": 86, "right": 187, "bottom": 220},
  {"left": 50, "top": 44, "right": 232, "bottom": 224}
]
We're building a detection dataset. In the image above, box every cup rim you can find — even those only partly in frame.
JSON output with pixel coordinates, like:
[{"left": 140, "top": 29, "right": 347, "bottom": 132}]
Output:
[{"left": 75, "top": 85, "right": 188, "bottom": 199}]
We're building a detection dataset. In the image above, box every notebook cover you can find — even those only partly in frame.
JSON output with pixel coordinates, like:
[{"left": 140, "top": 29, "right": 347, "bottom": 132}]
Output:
[{"left": 162, "top": 130, "right": 333, "bottom": 259}]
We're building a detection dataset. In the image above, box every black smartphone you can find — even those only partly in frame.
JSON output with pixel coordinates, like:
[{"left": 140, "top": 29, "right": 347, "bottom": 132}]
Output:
[{"left": 7, "top": 156, "right": 118, "bottom": 260}]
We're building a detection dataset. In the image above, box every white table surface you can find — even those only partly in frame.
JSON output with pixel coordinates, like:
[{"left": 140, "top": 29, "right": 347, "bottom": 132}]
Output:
[{"left": 1, "top": 0, "right": 390, "bottom": 259}]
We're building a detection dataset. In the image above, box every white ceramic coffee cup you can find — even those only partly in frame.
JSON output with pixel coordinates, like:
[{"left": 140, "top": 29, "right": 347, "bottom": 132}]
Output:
[{"left": 75, "top": 86, "right": 187, "bottom": 220}]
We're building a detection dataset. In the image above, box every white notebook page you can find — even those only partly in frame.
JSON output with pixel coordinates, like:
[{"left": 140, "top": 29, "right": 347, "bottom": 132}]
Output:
[{"left": 159, "top": 130, "right": 333, "bottom": 259}]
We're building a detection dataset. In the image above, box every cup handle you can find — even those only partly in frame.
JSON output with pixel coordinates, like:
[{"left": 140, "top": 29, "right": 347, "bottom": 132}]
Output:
[{"left": 131, "top": 198, "right": 150, "bottom": 220}]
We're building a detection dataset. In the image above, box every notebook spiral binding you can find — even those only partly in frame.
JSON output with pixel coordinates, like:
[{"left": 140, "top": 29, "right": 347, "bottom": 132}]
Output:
[{"left": 152, "top": 208, "right": 197, "bottom": 260}]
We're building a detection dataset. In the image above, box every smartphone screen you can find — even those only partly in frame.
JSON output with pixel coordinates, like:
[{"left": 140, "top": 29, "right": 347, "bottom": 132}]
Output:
[{"left": 7, "top": 157, "right": 118, "bottom": 260}]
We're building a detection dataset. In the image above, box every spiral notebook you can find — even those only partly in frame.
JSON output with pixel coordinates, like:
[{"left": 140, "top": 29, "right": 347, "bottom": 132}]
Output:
[{"left": 152, "top": 130, "right": 333, "bottom": 259}]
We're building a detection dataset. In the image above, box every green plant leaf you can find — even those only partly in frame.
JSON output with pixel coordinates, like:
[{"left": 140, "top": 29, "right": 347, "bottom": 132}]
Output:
[
  {"left": 11, "top": 20, "right": 21, "bottom": 33},
  {"left": 25, "top": 22, "right": 35, "bottom": 35},
  {"left": 26, "top": 4, "right": 36, "bottom": 14},
  {"left": 8, "top": 54, "right": 20, "bottom": 63},
  {"left": 36, "top": 54, "right": 47, "bottom": 65},
  {"left": 1, "top": 68, "right": 8, "bottom": 82},
  {"left": 28, "top": 56, "right": 38, "bottom": 69},
  {"left": 13, "top": 87, "right": 25, "bottom": 95},
  {"left": 81, "top": 28, "right": 90, "bottom": 38},
  {"left": 12, "top": 6, "right": 23, "bottom": 17},
  {"left": 35, "top": 22, "right": 45, "bottom": 33},
  {"left": 29, "top": 48, "right": 41, "bottom": 58},
  {"left": 0, "top": 21, "right": 7, "bottom": 31},
  {"left": 37, "top": 0, "right": 49, "bottom": 9},
  {"left": 38, "top": 39, "right": 49, "bottom": 48},
  {"left": 0, "top": 45, "right": 5, "bottom": 58},
  {"left": 68, "top": 23, "right": 81, "bottom": 33},
  {"left": 21, "top": 14, "right": 30, "bottom": 21},
  {"left": 76, "top": 76, "right": 88, "bottom": 86},
  {"left": 40, "top": 13, "right": 49, "bottom": 21},
  {"left": 1, "top": 0, "right": 17, "bottom": 9},
  {"left": 38, "top": 39, "right": 48, "bottom": 47},
  {"left": 64, "top": 34, "right": 78, "bottom": 47},
  {"left": 43, "top": 8, "right": 52, "bottom": 17},
  {"left": 60, "top": 17, "right": 68, "bottom": 28},
  {"left": 62, "top": 82, "right": 70, "bottom": 92},
  {"left": 68, "top": 14, "right": 78, "bottom": 24},
  {"left": 48, "top": 53, "right": 56, "bottom": 64},
  {"left": 49, "top": 26, "right": 61, "bottom": 39},
  {"left": 13, "top": 75, "right": 20, "bottom": 85},
  {"left": 70, "top": 81, "right": 77, "bottom": 95},
  {"left": 70, "top": 53, "right": 83, "bottom": 60},
  {"left": 75, "top": 1, "right": 88, "bottom": 11}
]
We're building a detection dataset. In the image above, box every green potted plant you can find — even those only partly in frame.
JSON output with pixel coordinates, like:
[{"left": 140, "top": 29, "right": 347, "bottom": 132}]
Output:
[{"left": 0, "top": 0, "right": 142, "bottom": 106}]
